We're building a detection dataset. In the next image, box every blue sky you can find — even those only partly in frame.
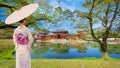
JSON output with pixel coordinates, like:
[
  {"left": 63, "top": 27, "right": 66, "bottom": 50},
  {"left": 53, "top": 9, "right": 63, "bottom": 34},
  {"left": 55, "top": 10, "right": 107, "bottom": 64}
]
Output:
[
  {"left": 1, "top": 0, "right": 88, "bottom": 34},
  {"left": 49, "top": 0, "right": 88, "bottom": 12},
  {"left": 0, "top": 8, "right": 6, "bottom": 22},
  {"left": 35, "top": 0, "right": 88, "bottom": 34}
]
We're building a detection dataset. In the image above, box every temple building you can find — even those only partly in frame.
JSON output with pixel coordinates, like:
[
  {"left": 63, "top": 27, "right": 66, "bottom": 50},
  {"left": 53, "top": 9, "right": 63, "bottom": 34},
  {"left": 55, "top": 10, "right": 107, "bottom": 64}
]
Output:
[
  {"left": 77, "top": 31, "right": 86, "bottom": 40},
  {"left": 36, "top": 32, "right": 46, "bottom": 40},
  {"left": 51, "top": 29, "right": 68, "bottom": 39},
  {"left": 36, "top": 29, "right": 86, "bottom": 41}
]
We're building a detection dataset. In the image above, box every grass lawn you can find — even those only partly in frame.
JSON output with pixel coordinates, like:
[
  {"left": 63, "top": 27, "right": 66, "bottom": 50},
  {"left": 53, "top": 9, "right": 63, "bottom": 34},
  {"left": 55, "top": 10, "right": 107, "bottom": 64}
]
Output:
[
  {"left": 0, "top": 39, "right": 120, "bottom": 68},
  {"left": 0, "top": 39, "right": 15, "bottom": 60},
  {"left": 0, "top": 59, "right": 120, "bottom": 68}
]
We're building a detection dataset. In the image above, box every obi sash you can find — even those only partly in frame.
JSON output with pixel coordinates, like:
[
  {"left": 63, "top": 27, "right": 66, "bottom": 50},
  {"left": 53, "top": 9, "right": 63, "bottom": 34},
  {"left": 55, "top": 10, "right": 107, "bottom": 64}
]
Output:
[{"left": 16, "top": 33, "right": 28, "bottom": 45}]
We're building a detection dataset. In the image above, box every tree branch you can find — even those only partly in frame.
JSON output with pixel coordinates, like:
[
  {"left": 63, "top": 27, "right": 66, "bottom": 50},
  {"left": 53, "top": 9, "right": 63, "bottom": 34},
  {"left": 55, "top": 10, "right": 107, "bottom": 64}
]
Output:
[
  {"left": 0, "top": 3, "right": 16, "bottom": 12},
  {"left": 109, "top": 0, "right": 119, "bottom": 30},
  {"left": 0, "top": 23, "right": 17, "bottom": 29},
  {"left": 36, "top": 17, "right": 51, "bottom": 22},
  {"left": 104, "top": 4, "right": 111, "bottom": 27},
  {"left": 102, "top": 0, "right": 119, "bottom": 41},
  {"left": 0, "top": 3, "right": 16, "bottom": 9},
  {"left": 87, "top": 0, "right": 99, "bottom": 41}
]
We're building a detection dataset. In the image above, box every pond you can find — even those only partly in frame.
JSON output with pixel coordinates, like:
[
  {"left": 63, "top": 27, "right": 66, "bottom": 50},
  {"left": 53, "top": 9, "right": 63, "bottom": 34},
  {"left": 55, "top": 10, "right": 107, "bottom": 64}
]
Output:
[{"left": 29, "top": 42, "right": 120, "bottom": 59}]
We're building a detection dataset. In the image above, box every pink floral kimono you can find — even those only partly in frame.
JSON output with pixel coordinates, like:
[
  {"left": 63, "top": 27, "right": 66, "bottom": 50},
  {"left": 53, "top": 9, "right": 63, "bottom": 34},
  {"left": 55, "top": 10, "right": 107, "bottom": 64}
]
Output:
[{"left": 13, "top": 25, "right": 34, "bottom": 68}]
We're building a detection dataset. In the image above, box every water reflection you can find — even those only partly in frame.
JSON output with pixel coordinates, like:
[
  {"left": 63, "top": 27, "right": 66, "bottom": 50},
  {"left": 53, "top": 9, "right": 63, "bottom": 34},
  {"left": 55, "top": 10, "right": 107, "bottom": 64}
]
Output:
[
  {"left": 30, "top": 42, "right": 120, "bottom": 59},
  {"left": 32, "top": 46, "right": 50, "bottom": 55},
  {"left": 108, "top": 44, "right": 120, "bottom": 58},
  {"left": 12, "top": 42, "right": 120, "bottom": 58},
  {"left": 32, "top": 42, "right": 102, "bottom": 59}
]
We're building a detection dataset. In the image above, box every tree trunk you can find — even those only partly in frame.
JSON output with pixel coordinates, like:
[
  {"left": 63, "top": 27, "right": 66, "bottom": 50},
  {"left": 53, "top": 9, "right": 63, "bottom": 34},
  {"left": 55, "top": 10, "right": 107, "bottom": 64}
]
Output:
[{"left": 99, "top": 42, "right": 109, "bottom": 58}]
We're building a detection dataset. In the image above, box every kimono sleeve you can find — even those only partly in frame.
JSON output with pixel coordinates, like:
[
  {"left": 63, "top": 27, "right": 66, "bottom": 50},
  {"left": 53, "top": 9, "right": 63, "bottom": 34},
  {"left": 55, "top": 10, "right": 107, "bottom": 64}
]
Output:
[
  {"left": 27, "top": 28, "right": 34, "bottom": 48},
  {"left": 13, "top": 29, "right": 18, "bottom": 48}
]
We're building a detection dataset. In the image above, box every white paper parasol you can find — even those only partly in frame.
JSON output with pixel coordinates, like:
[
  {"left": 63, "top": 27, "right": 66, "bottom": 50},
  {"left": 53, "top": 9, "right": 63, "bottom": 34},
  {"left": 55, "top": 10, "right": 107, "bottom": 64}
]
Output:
[{"left": 5, "top": 3, "right": 39, "bottom": 24}]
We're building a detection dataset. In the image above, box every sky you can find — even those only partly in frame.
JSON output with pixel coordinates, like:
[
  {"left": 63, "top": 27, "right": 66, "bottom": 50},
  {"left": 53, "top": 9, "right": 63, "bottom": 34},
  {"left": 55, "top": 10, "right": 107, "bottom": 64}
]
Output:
[
  {"left": 34, "top": 0, "right": 88, "bottom": 34},
  {"left": 48, "top": 0, "right": 88, "bottom": 12},
  {"left": 0, "top": 0, "right": 88, "bottom": 34},
  {"left": 0, "top": 8, "right": 6, "bottom": 22}
]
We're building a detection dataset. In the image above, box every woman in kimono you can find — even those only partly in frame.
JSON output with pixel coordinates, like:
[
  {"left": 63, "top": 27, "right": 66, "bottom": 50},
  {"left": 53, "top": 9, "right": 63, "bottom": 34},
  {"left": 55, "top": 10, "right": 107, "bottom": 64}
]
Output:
[{"left": 13, "top": 18, "right": 34, "bottom": 68}]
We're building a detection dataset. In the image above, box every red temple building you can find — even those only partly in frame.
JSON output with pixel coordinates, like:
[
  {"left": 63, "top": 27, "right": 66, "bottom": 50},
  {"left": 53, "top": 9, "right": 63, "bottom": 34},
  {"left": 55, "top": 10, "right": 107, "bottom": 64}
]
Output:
[
  {"left": 36, "top": 32, "right": 46, "bottom": 40},
  {"left": 51, "top": 29, "right": 68, "bottom": 39},
  {"left": 36, "top": 29, "right": 86, "bottom": 41},
  {"left": 77, "top": 31, "right": 86, "bottom": 40}
]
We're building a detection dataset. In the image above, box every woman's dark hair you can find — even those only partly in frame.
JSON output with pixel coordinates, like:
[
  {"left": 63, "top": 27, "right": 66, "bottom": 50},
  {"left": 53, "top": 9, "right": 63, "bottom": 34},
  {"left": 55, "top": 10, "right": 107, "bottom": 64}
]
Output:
[
  {"left": 19, "top": 18, "right": 27, "bottom": 23},
  {"left": 19, "top": 19, "right": 24, "bottom": 23}
]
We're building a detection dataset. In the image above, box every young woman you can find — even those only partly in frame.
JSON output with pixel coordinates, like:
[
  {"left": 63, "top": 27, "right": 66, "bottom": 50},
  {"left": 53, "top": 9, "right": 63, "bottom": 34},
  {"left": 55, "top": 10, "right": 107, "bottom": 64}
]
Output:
[{"left": 13, "top": 18, "right": 34, "bottom": 68}]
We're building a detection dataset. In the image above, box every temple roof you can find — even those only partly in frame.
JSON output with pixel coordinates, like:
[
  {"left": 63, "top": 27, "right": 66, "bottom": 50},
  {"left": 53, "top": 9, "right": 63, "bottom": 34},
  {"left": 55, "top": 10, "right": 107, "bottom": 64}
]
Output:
[{"left": 51, "top": 29, "right": 68, "bottom": 33}]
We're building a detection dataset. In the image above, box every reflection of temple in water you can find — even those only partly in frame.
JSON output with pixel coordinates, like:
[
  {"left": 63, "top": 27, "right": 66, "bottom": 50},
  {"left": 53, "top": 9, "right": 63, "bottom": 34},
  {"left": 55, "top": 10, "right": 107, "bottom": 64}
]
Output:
[
  {"left": 35, "top": 41, "right": 87, "bottom": 48},
  {"left": 33, "top": 42, "right": 87, "bottom": 54}
]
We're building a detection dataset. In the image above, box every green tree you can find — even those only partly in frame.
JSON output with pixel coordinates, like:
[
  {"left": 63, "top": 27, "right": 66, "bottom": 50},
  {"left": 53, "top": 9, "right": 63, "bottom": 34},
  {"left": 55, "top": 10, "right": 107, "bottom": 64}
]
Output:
[
  {"left": 81, "top": 0, "right": 120, "bottom": 58},
  {"left": 116, "top": 23, "right": 120, "bottom": 33},
  {"left": 0, "top": 28, "right": 13, "bottom": 39},
  {"left": 108, "top": 32, "right": 120, "bottom": 38},
  {"left": 0, "top": 0, "right": 37, "bottom": 39},
  {"left": 113, "top": 22, "right": 120, "bottom": 33},
  {"left": 0, "top": 0, "right": 35, "bottom": 29}
]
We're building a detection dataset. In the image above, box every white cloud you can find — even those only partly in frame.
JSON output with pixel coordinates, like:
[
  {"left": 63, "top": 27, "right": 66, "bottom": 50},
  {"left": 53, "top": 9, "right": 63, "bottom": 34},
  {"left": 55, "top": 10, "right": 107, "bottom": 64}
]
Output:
[
  {"left": 49, "top": 0, "right": 60, "bottom": 11},
  {"left": 68, "top": 5, "right": 75, "bottom": 12},
  {"left": 59, "top": 2, "right": 67, "bottom": 11},
  {"left": 60, "top": 1, "right": 75, "bottom": 12}
]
